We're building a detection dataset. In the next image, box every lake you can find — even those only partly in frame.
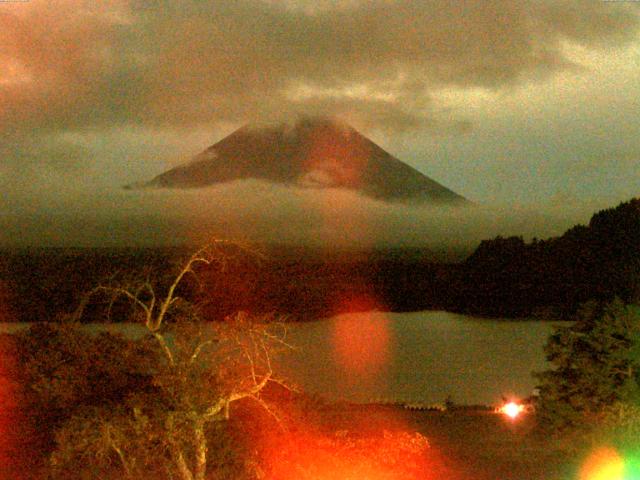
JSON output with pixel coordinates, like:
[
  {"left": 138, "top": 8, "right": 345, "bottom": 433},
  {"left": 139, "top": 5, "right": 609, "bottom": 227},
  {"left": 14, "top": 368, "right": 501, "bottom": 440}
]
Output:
[
  {"left": 275, "top": 310, "right": 563, "bottom": 406},
  {"left": 1, "top": 311, "right": 564, "bottom": 406}
]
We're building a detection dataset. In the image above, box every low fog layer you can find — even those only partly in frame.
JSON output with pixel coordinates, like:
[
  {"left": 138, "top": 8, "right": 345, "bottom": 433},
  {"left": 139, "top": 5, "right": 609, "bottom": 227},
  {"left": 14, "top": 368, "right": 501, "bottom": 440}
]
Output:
[{"left": 0, "top": 180, "right": 624, "bottom": 251}]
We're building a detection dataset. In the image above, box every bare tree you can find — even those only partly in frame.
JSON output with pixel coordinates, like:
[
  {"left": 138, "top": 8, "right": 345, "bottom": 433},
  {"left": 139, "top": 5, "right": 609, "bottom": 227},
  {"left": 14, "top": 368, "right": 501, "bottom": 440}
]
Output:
[{"left": 55, "top": 241, "right": 292, "bottom": 480}]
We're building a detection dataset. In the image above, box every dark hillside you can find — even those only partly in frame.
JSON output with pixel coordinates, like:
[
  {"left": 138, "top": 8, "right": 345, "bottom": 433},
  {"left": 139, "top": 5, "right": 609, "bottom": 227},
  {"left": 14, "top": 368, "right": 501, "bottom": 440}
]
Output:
[
  {"left": 451, "top": 198, "right": 640, "bottom": 317},
  {"left": 0, "top": 246, "right": 453, "bottom": 323}
]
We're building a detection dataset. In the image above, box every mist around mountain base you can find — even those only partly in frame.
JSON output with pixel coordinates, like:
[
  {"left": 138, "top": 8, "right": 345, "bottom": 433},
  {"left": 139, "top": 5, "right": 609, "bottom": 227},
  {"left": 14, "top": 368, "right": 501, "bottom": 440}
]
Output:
[{"left": 0, "top": 179, "right": 616, "bottom": 253}]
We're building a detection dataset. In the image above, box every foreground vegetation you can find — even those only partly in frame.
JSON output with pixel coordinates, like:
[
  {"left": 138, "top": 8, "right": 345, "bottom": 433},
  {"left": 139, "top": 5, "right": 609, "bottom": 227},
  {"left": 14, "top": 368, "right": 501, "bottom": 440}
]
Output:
[
  {"left": 1, "top": 242, "right": 439, "bottom": 479},
  {"left": 3, "top": 297, "right": 640, "bottom": 479},
  {"left": 0, "top": 375, "right": 623, "bottom": 480}
]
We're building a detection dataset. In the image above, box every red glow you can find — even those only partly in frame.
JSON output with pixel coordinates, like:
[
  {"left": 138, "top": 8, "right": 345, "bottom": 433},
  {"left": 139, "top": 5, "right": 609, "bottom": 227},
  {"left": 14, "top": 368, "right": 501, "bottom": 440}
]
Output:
[
  {"left": 331, "top": 298, "right": 391, "bottom": 379},
  {"left": 237, "top": 374, "right": 463, "bottom": 480},
  {"left": 303, "top": 122, "right": 371, "bottom": 189},
  {"left": 0, "top": 281, "right": 19, "bottom": 476},
  {"left": 0, "top": 335, "right": 24, "bottom": 478},
  {"left": 262, "top": 429, "right": 436, "bottom": 480}
]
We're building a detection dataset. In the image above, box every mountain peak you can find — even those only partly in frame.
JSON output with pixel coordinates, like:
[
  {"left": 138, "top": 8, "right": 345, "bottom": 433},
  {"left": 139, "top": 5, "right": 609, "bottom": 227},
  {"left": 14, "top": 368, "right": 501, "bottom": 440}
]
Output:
[{"left": 129, "top": 116, "right": 468, "bottom": 204}]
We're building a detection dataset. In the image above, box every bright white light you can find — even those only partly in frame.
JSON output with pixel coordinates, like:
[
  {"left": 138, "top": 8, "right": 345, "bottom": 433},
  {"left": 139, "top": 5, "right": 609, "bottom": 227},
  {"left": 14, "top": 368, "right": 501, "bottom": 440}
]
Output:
[{"left": 500, "top": 402, "right": 524, "bottom": 419}]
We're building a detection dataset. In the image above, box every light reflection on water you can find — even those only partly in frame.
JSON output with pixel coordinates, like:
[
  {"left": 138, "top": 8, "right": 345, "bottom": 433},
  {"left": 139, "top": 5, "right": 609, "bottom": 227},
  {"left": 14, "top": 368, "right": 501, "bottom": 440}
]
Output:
[{"left": 0, "top": 311, "right": 564, "bottom": 406}]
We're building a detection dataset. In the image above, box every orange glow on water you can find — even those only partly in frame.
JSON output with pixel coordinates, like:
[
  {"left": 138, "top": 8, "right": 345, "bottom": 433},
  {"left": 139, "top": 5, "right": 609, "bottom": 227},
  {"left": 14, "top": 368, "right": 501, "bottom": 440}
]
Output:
[
  {"left": 331, "top": 299, "right": 391, "bottom": 379},
  {"left": 580, "top": 447, "right": 625, "bottom": 480}
]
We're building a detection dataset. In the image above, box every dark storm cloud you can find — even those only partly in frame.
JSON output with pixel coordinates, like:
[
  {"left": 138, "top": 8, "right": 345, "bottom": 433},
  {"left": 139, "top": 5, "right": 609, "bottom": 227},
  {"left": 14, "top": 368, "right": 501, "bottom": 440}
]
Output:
[{"left": 1, "top": 0, "right": 638, "bottom": 137}]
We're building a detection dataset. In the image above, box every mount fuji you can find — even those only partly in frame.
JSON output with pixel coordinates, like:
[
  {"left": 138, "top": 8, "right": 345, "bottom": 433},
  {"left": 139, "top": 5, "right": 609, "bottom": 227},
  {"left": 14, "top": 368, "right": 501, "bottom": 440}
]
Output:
[{"left": 128, "top": 116, "right": 468, "bottom": 204}]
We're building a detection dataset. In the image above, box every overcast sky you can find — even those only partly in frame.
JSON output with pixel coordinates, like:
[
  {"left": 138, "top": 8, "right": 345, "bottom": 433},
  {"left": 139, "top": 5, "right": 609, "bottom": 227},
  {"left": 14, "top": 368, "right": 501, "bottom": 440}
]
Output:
[{"left": 1, "top": 0, "right": 639, "bottom": 248}]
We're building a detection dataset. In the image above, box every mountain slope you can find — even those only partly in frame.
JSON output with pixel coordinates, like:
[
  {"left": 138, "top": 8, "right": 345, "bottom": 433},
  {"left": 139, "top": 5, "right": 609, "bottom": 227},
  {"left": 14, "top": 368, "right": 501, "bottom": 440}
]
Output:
[{"left": 129, "top": 116, "right": 468, "bottom": 204}]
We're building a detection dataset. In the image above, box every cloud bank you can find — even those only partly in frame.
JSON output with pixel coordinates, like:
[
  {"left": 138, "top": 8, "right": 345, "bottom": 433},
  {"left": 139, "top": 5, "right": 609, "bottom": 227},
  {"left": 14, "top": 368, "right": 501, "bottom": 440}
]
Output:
[{"left": 0, "top": 180, "right": 616, "bottom": 251}]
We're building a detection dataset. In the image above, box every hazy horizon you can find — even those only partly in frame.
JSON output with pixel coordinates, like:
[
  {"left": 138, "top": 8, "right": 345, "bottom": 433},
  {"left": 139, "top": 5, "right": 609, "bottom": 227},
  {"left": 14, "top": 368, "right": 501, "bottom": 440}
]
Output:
[{"left": 1, "top": 178, "right": 631, "bottom": 249}]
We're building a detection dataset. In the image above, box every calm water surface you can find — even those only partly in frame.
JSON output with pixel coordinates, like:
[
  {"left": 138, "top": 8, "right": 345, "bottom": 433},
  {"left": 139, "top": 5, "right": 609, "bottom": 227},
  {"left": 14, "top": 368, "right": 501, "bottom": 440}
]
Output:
[
  {"left": 1, "top": 311, "right": 564, "bottom": 406},
  {"left": 276, "top": 310, "right": 563, "bottom": 406}
]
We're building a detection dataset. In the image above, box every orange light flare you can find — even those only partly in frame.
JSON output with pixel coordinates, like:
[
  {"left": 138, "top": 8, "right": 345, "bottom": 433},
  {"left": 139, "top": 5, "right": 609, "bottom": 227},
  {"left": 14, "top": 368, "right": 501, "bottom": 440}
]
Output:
[
  {"left": 261, "top": 428, "right": 452, "bottom": 480},
  {"left": 579, "top": 447, "right": 625, "bottom": 480},
  {"left": 331, "top": 296, "right": 392, "bottom": 381},
  {"left": 0, "top": 331, "right": 23, "bottom": 473},
  {"left": 0, "top": 281, "right": 29, "bottom": 477},
  {"left": 302, "top": 121, "right": 371, "bottom": 190},
  {"left": 240, "top": 365, "right": 462, "bottom": 480},
  {"left": 300, "top": 120, "right": 376, "bottom": 247},
  {"left": 497, "top": 401, "right": 525, "bottom": 420}
]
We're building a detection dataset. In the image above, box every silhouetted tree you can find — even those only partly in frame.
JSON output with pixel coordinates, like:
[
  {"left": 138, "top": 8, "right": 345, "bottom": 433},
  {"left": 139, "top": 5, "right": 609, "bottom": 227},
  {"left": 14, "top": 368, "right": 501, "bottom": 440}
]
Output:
[{"left": 535, "top": 298, "right": 640, "bottom": 432}]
